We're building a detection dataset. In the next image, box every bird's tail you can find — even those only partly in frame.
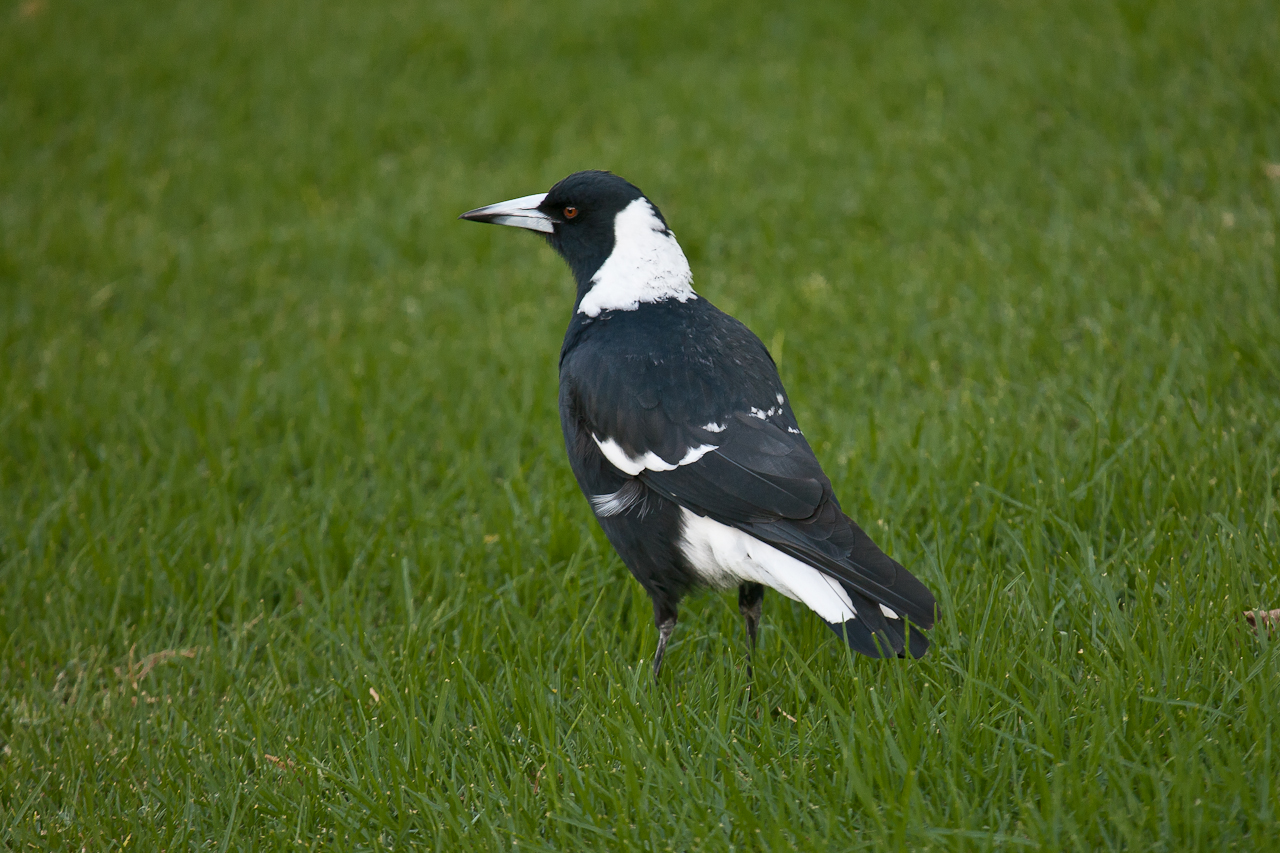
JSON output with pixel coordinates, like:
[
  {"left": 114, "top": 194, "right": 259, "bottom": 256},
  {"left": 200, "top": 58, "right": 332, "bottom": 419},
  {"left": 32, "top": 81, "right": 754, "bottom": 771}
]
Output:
[{"left": 826, "top": 586, "right": 931, "bottom": 659}]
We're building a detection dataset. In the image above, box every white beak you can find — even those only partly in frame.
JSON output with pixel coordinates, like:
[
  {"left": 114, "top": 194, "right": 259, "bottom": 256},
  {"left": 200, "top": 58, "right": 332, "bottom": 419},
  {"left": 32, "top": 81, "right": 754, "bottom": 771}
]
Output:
[{"left": 458, "top": 192, "right": 556, "bottom": 234}]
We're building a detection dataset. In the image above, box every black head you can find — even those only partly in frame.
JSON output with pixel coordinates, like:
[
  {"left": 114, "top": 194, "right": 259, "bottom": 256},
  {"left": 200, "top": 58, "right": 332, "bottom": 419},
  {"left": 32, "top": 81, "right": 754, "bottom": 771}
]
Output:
[
  {"left": 539, "top": 171, "right": 653, "bottom": 284},
  {"left": 460, "top": 171, "right": 667, "bottom": 290}
]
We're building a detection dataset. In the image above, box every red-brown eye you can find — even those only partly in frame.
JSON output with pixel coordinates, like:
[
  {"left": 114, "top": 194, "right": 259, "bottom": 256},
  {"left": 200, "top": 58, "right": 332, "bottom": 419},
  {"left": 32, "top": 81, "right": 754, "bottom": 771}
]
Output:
[{"left": 564, "top": 206, "right": 578, "bottom": 219}]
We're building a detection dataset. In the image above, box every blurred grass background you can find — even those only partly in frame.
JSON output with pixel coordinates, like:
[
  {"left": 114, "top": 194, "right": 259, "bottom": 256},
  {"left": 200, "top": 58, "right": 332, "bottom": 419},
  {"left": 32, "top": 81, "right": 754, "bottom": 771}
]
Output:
[{"left": 2, "top": 0, "right": 1279, "bottom": 848}]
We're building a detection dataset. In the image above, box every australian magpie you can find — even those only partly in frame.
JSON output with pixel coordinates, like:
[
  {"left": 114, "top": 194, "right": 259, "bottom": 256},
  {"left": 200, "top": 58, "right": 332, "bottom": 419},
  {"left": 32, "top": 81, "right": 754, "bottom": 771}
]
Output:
[{"left": 461, "top": 171, "right": 937, "bottom": 679}]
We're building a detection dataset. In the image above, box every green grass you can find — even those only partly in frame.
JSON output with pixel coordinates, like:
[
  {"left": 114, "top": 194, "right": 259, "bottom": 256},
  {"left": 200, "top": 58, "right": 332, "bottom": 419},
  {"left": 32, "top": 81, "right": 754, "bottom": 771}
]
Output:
[{"left": 2, "top": 0, "right": 1279, "bottom": 848}]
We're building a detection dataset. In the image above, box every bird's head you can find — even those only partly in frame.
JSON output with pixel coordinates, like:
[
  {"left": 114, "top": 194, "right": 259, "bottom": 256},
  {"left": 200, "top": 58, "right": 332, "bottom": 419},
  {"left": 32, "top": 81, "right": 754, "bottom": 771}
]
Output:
[{"left": 461, "top": 171, "right": 694, "bottom": 316}]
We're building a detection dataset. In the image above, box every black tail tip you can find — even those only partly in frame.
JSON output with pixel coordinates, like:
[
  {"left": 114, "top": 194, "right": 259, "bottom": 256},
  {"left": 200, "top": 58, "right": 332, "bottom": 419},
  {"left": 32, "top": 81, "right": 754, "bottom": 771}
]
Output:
[{"left": 827, "top": 618, "right": 931, "bottom": 659}]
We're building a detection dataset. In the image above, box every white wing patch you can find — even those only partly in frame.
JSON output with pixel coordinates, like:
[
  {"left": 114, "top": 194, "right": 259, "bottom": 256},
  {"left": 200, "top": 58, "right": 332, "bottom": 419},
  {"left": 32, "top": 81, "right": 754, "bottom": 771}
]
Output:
[
  {"left": 577, "top": 199, "right": 696, "bottom": 317},
  {"left": 749, "top": 403, "right": 784, "bottom": 420},
  {"left": 701, "top": 422, "right": 726, "bottom": 433},
  {"left": 677, "top": 509, "right": 857, "bottom": 624},
  {"left": 593, "top": 435, "right": 717, "bottom": 477}
]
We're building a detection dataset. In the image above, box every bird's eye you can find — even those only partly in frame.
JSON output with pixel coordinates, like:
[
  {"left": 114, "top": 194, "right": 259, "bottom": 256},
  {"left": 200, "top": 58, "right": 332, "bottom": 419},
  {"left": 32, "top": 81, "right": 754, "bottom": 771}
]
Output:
[{"left": 563, "top": 206, "right": 579, "bottom": 219}]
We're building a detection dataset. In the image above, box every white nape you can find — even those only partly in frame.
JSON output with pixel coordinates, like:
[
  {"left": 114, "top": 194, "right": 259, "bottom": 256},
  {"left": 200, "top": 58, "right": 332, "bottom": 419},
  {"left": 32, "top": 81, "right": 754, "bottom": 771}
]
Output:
[
  {"left": 677, "top": 509, "right": 857, "bottom": 624},
  {"left": 593, "top": 435, "right": 717, "bottom": 477},
  {"left": 577, "top": 198, "right": 696, "bottom": 317}
]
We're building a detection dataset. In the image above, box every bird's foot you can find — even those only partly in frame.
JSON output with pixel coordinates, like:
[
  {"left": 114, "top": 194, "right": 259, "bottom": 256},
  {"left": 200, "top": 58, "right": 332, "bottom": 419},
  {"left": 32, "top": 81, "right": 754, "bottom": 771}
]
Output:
[{"left": 653, "top": 615, "right": 677, "bottom": 683}]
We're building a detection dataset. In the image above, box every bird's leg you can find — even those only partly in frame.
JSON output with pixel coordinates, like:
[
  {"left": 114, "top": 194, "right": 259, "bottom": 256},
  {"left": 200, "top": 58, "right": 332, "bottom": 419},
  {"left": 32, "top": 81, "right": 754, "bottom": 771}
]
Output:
[
  {"left": 738, "top": 582, "right": 764, "bottom": 677},
  {"left": 652, "top": 600, "right": 678, "bottom": 683}
]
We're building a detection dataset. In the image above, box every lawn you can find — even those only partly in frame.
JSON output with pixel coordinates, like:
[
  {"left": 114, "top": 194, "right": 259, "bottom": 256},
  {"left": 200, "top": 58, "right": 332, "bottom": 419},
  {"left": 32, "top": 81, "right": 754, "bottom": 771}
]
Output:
[{"left": 2, "top": 0, "right": 1279, "bottom": 849}]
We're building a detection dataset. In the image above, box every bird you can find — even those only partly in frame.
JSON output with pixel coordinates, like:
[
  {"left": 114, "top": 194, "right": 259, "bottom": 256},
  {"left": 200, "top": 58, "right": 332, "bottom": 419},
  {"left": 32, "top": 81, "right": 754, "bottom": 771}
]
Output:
[{"left": 461, "top": 170, "right": 937, "bottom": 680}]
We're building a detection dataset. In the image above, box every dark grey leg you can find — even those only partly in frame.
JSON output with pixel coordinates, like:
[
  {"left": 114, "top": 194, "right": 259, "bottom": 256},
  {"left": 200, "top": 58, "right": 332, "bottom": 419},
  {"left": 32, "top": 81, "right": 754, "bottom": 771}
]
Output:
[
  {"left": 652, "top": 600, "right": 678, "bottom": 682},
  {"left": 738, "top": 583, "right": 764, "bottom": 676}
]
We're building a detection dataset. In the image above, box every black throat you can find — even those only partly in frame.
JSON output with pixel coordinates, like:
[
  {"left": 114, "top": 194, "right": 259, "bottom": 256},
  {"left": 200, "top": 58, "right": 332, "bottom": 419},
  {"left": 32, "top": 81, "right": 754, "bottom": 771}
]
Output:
[{"left": 544, "top": 227, "right": 614, "bottom": 310}]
